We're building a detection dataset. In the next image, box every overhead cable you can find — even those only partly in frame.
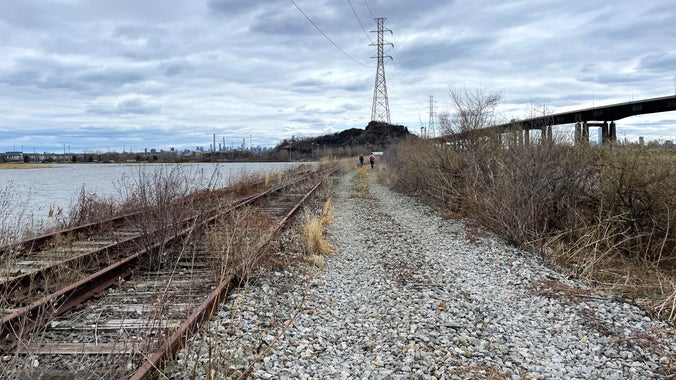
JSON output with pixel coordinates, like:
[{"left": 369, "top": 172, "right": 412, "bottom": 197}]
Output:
[
  {"left": 363, "top": 0, "right": 375, "bottom": 19},
  {"left": 347, "top": 0, "right": 373, "bottom": 43},
  {"left": 289, "top": 0, "right": 371, "bottom": 67}
]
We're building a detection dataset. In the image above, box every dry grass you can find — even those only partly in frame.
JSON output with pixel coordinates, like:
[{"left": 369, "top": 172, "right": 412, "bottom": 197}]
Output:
[
  {"left": 0, "top": 163, "right": 58, "bottom": 169},
  {"left": 532, "top": 278, "right": 593, "bottom": 301},
  {"left": 351, "top": 165, "right": 372, "bottom": 198},
  {"left": 202, "top": 207, "right": 271, "bottom": 282},
  {"left": 305, "top": 254, "right": 327, "bottom": 270},
  {"left": 303, "top": 199, "right": 335, "bottom": 258},
  {"left": 1, "top": 185, "right": 25, "bottom": 245}
]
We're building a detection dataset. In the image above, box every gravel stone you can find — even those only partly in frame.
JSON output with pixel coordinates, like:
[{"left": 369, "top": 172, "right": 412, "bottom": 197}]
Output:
[{"left": 168, "top": 170, "right": 676, "bottom": 379}]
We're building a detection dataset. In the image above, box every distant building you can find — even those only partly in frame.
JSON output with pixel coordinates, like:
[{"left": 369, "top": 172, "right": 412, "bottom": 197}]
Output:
[
  {"left": 639, "top": 136, "right": 645, "bottom": 145},
  {"left": 2, "top": 151, "right": 24, "bottom": 162}
]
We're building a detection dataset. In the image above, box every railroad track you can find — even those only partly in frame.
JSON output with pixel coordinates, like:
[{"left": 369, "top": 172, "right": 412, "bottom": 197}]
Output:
[
  {"left": 0, "top": 164, "right": 337, "bottom": 379},
  {"left": 0, "top": 167, "right": 315, "bottom": 310}
]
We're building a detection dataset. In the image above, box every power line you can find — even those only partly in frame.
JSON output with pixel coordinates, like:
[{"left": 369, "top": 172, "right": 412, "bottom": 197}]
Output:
[
  {"left": 289, "top": 0, "right": 371, "bottom": 67},
  {"left": 390, "top": 42, "right": 426, "bottom": 104},
  {"left": 347, "top": 0, "right": 373, "bottom": 44},
  {"left": 363, "top": 0, "right": 375, "bottom": 19}
]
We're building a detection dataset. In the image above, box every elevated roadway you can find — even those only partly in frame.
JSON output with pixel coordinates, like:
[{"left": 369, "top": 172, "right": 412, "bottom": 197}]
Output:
[{"left": 443, "top": 94, "right": 676, "bottom": 145}]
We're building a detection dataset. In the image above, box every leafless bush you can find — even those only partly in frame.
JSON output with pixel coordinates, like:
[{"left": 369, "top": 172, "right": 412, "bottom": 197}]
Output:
[
  {"left": 386, "top": 136, "right": 464, "bottom": 211},
  {"left": 0, "top": 184, "right": 21, "bottom": 245},
  {"left": 114, "top": 165, "right": 210, "bottom": 267},
  {"left": 438, "top": 87, "right": 502, "bottom": 135},
  {"left": 595, "top": 146, "right": 675, "bottom": 264},
  {"left": 53, "top": 186, "right": 118, "bottom": 228}
]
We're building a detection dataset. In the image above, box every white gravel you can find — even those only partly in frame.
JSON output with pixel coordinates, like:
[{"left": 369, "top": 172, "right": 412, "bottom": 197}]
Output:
[{"left": 170, "top": 169, "right": 675, "bottom": 379}]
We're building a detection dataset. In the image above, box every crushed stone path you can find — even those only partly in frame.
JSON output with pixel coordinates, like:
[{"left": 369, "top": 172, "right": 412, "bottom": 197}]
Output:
[{"left": 170, "top": 169, "right": 675, "bottom": 380}]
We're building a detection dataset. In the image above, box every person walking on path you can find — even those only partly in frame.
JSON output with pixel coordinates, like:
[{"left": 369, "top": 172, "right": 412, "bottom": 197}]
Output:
[
  {"left": 369, "top": 154, "right": 375, "bottom": 168},
  {"left": 359, "top": 154, "right": 364, "bottom": 167}
]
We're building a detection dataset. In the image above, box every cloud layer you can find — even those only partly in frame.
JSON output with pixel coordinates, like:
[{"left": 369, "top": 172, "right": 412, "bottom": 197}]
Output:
[{"left": 1, "top": 0, "right": 675, "bottom": 152}]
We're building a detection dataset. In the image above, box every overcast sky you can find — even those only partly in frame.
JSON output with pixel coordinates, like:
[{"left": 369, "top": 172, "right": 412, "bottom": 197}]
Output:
[{"left": 1, "top": 0, "right": 675, "bottom": 153}]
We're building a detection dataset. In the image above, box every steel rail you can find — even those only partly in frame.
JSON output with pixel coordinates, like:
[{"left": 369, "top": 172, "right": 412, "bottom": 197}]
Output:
[
  {"left": 129, "top": 179, "right": 325, "bottom": 380},
  {"left": 0, "top": 170, "right": 319, "bottom": 301},
  {"left": 0, "top": 229, "right": 153, "bottom": 299},
  {"left": 0, "top": 214, "right": 129, "bottom": 257},
  {"left": 0, "top": 168, "right": 327, "bottom": 353}
]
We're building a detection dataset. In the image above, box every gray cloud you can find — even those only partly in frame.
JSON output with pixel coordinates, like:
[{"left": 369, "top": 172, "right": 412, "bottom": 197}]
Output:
[
  {"left": 116, "top": 97, "right": 161, "bottom": 115},
  {"left": 637, "top": 53, "right": 676, "bottom": 72},
  {"left": 86, "top": 96, "right": 161, "bottom": 116},
  {"left": 1, "top": 0, "right": 675, "bottom": 153}
]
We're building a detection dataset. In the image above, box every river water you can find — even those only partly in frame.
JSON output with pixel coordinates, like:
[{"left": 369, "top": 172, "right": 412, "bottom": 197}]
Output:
[{"left": 0, "top": 162, "right": 303, "bottom": 236}]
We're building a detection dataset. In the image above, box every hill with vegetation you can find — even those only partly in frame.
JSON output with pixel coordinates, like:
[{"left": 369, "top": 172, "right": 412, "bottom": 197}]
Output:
[{"left": 271, "top": 121, "right": 412, "bottom": 160}]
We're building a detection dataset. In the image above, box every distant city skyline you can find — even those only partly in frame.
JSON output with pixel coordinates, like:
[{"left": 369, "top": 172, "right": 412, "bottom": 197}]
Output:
[{"left": 1, "top": 1, "right": 675, "bottom": 153}]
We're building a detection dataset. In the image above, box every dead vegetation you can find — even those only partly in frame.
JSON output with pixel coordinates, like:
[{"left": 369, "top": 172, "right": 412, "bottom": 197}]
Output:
[
  {"left": 302, "top": 198, "right": 335, "bottom": 270},
  {"left": 386, "top": 136, "right": 675, "bottom": 324},
  {"left": 0, "top": 164, "right": 308, "bottom": 379},
  {"left": 164, "top": 169, "right": 336, "bottom": 379},
  {"left": 351, "top": 165, "right": 372, "bottom": 199}
]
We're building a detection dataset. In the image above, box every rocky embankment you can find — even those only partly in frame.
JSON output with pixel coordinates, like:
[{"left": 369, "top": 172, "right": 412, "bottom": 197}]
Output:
[{"left": 170, "top": 169, "right": 675, "bottom": 379}]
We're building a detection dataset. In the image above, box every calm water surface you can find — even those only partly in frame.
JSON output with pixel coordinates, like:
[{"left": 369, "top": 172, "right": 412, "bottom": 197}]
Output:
[{"left": 0, "top": 162, "right": 303, "bottom": 233}]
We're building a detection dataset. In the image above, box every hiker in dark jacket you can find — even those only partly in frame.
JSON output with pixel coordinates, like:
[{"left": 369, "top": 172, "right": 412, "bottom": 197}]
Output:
[
  {"left": 369, "top": 154, "right": 375, "bottom": 168},
  {"left": 359, "top": 154, "right": 364, "bottom": 167}
]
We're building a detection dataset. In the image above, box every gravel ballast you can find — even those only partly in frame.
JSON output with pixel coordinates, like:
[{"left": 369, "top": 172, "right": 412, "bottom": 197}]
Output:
[{"left": 170, "top": 169, "right": 675, "bottom": 379}]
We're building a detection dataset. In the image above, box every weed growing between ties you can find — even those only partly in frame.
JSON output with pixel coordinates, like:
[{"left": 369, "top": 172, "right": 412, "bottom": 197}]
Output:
[
  {"left": 180, "top": 209, "right": 267, "bottom": 379},
  {"left": 114, "top": 164, "right": 224, "bottom": 269},
  {"left": 386, "top": 137, "right": 676, "bottom": 323},
  {"left": 203, "top": 207, "right": 271, "bottom": 284},
  {"left": 169, "top": 174, "right": 330, "bottom": 379},
  {"left": 0, "top": 190, "right": 118, "bottom": 379}
]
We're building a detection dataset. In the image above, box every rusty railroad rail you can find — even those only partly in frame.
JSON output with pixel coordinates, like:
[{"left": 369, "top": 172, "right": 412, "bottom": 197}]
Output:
[{"left": 0, "top": 165, "right": 337, "bottom": 379}]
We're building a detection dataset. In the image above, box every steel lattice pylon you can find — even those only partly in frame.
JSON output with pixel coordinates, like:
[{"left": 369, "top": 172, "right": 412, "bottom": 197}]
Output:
[{"left": 370, "top": 17, "right": 392, "bottom": 124}]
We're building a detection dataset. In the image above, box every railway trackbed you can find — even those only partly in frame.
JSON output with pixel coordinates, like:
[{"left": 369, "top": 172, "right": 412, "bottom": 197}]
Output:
[{"left": 0, "top": 164, "right": 337, "bottom": 379}]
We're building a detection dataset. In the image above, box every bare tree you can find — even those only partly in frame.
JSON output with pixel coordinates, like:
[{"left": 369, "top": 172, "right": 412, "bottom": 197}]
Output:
[{"left": 438, "top": 87, "right": 503, "bottom": 135}]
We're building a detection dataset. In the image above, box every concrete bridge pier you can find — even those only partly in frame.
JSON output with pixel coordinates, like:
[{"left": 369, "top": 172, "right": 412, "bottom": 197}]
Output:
[
  {"left": 513, "top": 129, "right": 522, "bottom": 147},
  {"left": 575, "top": 122, "right": 582, "bottom": 145},
  {"left": 600, "top": 121, "right": 617, "bottom": 144},
  {"left": 609, "top": 121, "right": 617, "bottom": 143},
  {"left": 524, "top": 128, "right": 530, "bottom": 146},
  {"left": 540, "top": 125, "right": 553, "bottom": 143},
  {"left": 582, "top": 122, "right": 590, "bottom": 144}
]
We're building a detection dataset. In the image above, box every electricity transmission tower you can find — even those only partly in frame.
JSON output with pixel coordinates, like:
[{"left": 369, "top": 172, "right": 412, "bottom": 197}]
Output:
[
  {"left": 428, "top": 95, "right": 436, "bottom": 138},
  {"left": 370, "top": 17, "right": 392, "bottom": 124}
]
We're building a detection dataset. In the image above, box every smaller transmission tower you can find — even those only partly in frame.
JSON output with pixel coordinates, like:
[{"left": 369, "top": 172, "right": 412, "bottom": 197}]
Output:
[
  {"left": 370, "top": 17, "right": 392, "bottom": 124},
  {"left": 428, "top": 95, "right": 436, "bottom": 138}
]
